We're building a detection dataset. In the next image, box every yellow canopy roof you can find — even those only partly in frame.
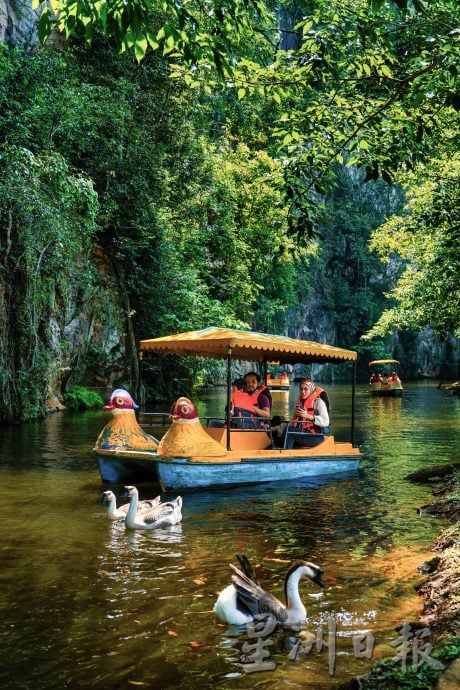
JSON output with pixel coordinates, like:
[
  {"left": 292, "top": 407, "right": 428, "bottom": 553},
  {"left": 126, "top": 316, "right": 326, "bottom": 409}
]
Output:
[
  {"left": 369, "top": 359, "right": 400, "bottom": 366},
  {"left": 140, "top": 327, "right": 357, "bottom": 364}
]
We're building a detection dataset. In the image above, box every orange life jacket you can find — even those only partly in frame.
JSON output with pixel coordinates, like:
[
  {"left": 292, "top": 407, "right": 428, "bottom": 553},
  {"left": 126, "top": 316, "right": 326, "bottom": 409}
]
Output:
[
  {"left": 231, "top": 390, "right": 256, "bottom": 413},
  {"left": 293, "top": 387, "right": 327, "bottom": 433}
]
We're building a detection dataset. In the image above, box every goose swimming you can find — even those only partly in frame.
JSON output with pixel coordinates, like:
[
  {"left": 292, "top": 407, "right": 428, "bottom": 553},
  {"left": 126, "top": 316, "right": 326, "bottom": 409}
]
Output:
[
  {"left": 102, "top": 490, "right": 161, "bottom": 521},
  {"left": 213, "top": 554, "right": 324, "bottom": 626},
  {"left": 123, "top": 485, "right": 182, "bottom": 530}
]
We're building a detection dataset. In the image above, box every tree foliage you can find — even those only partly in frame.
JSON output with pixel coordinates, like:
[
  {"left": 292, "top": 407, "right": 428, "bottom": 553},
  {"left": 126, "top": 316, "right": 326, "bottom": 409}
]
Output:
[
  {"left": 0, "top": 141, "right": 98, "bottom": 420},
  {"left": 364, "top": 154, "right": 460, "bottom": 339},
  {"left": 34, "top": 0, "right": 460, "bottom": 240}
]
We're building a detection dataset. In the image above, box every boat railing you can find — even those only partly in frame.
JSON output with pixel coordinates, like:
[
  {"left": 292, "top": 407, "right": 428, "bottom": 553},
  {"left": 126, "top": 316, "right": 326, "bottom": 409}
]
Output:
[
  {"left": 139, "top": 411, "right": 274, "bottom": 444},
  {"left": 138, "top": 412, "right": 172, "bottom": 428}
]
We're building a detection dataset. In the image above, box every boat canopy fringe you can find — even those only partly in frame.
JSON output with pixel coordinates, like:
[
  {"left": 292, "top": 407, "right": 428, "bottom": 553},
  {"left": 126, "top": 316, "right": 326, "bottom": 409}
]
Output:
[{"left": 140, "top": 328, "right": 357, "bottom": 365}]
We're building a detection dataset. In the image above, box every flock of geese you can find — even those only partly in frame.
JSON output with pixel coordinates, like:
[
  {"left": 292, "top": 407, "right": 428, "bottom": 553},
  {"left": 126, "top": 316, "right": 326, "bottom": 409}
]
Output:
[
  {"left": 102, "top": 487, "right": 325, "bottom": 627},
  {"left": 102, "top": 486, "right": 182, "bottom": 529}
]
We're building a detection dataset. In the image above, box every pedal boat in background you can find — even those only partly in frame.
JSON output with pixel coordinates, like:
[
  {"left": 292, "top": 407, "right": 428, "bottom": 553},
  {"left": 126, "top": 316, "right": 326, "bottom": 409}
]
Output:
[
  {"left": 138, "top": 328, "right": 362, "bottom": 491},
  {"left": 369, "top": 359, "right": 403, "bottom": 397},
  {"left": 266, "top": 371, "right": 290, "bottom": 396}
]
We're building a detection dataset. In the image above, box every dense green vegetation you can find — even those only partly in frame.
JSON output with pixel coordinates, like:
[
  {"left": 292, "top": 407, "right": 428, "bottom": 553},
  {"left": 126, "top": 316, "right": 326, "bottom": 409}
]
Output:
[
  {"left": 0, "top": 0, "right": 458, "bottom": 420},
  {"left": 63, "top": 386, "right": 105, "bottom": 410}
]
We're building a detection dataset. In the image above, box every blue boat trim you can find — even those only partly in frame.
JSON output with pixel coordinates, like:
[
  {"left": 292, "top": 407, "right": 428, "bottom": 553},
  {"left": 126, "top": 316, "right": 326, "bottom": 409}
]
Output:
[{"left": 155, "top": 454, "right": 360, "bottom": 491}]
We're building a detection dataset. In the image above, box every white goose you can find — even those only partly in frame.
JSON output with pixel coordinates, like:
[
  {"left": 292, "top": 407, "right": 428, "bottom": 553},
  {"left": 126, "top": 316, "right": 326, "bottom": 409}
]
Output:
[
  {"left": 123, "top": 485, "right": 182, "bottom": 530},
  {"left": 213, "top": 554, "right": 324, "bottom": 626},
  {"left": 102, "top": 490, "right": 161, "bottom": 521}
]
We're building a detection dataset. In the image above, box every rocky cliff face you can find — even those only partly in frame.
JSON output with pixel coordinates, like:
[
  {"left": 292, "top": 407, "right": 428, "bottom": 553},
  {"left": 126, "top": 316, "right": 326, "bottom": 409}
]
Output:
[
  {"left": 0, "top": 0, "right": 38, "bottom": 47},
  {"left": 45, "top": 246, "right": 130, "bottom": 412}
]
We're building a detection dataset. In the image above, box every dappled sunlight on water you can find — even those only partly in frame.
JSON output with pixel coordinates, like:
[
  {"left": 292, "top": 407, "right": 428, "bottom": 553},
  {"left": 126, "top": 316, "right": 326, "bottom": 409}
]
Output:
[{"left": 0, "top": 383, "right": 458, "bottom": 688}]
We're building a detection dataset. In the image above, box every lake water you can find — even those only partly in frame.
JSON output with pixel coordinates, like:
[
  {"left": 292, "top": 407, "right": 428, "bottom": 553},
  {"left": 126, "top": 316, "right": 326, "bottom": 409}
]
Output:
[{"left": 0, "top": 382, "right": 458, "bottom": 689}]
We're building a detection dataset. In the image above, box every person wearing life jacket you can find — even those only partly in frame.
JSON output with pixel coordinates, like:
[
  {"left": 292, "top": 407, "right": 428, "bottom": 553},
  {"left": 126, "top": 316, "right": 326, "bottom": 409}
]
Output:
[
  {"left": 388, "top": 371, "right": 401, "bottom": 387},
  {"left": 292, "top": 378, "right": 330, "bottom": 434},
  {"left": 243, "top": 371, "right": 272, "bottom": 419},
  {"left": 230, "top": 378, "right": 260, "bottom": 428},
  {"left": 370, "top": 371, "right": 383, "bottom": 384}
]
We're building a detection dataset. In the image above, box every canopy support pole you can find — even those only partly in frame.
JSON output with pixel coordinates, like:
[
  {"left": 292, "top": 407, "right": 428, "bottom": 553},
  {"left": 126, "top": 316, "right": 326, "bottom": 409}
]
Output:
[
  {"left": 351, "top": 359, "right": 356, "bottom": 446},
  {"left": 262, "top": 358, "right": 268, "bottom": 385},
  {"left": 136, "top": 350, "right": 143, "bottom": 410},
  {"left": 226, "top": 348, "right": 232, "bottom": 450}
]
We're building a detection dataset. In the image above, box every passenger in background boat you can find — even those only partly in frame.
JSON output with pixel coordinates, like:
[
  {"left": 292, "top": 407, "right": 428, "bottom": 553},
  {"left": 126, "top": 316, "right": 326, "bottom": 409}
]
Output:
[
  {"left": 370, "top": 371, "right": 383, "bottom": 384},
  {"left": 388, "top": 371, "right": 401, "bottom": 384},
  {"left": 271, "top": 378, "right": 330, "bottom": 447}
]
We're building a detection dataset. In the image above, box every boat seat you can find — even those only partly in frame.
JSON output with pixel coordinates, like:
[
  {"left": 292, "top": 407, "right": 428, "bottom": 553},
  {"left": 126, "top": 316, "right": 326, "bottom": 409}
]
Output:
[
  {"left": 204, "top": 426, "right": 273, "bottom": 451},
  {"left": 283, "top": 423, "right": 327, "bottom": 449}
]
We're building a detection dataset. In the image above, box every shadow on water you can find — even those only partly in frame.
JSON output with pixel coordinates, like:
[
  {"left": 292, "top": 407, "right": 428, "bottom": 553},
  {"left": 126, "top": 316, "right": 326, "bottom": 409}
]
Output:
[{"left": 0, "top": 382, "right": 458, "bottom": 688}]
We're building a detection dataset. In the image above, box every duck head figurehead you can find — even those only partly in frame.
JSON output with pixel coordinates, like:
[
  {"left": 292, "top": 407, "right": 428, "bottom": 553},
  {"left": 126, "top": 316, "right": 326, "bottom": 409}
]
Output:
[
  {"left": 170, "top": 397, "right": 199, "bottom": 423},
  {"left": 104, "top": 389, "right": 139, "bottom": 413},
  {"left": 94, "top": 389, "right": 158, "bottom": 453},
  {"left": 157, "top": 396, "right": 225, "bottom": 458}
]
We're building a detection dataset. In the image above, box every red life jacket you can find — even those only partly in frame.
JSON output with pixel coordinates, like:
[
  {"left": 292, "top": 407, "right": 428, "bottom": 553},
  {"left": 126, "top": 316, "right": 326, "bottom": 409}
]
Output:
[
  {"left": 232, "top": 390, "right": 256, "bottom": 413},
  {"left": 293, "top": 387, "right": 327, "bottom": 433}
]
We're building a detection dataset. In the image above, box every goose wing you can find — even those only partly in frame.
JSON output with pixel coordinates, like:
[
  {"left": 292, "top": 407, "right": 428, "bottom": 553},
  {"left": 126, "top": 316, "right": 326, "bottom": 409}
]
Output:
[
  {"left": 138, "top": 495, "right": 161, "bottom": 511},
  {"left": 236, "top": 554, "right": 260, "bottom": 585},
  {"left": 141, "top": 503, "right": 176, "bottom": 526},
  {"left": 230, "top": 564, "right": 287, "bottom": 623}
]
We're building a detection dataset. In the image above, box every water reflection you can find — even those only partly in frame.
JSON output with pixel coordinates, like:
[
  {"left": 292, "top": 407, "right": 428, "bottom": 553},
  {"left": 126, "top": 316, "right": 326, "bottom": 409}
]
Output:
[{"left": 0, "top": 383, "right": 458, "bottom": 689}]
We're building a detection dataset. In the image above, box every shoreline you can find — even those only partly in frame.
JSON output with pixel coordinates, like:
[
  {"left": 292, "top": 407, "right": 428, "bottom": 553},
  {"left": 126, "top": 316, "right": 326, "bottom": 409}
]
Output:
[{"left": 340, "top": 463, "right": 460, "bottom": 689}]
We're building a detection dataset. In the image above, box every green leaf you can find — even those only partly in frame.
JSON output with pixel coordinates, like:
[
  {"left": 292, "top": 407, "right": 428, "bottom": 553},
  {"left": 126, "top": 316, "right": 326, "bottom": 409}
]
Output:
[
  {"left": 237, "top": 88, "right": 246, "bottom": 100},
  {"left": 37, "top": 8, "right": 51, "bottom": 45},
  {"left": 134, "top": 34, "right": 148, "bottom": 62},
  {"left": 379, "top": 65, "right": 393, "bottom": 78}
]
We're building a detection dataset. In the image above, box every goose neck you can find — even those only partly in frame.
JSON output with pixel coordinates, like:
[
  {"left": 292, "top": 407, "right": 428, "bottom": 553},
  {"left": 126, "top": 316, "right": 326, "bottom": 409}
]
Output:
[
  {"left": 125, "top": 490, "right": 139, "bottom": 526},
  {"left": 285, "top": 569, "right": 306, "bottom": 618}
]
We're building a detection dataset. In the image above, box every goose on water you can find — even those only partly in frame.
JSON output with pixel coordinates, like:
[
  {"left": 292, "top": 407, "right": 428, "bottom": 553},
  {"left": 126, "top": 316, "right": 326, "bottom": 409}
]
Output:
[
  {"left": 213, "top": 554, "right": 324, "bottom": 626},
  {"left": 123, "top": 485, "right": 182, "bottom": 530},
  {"left": 102, "top": 490, "right": 161, "bottom": 521}
]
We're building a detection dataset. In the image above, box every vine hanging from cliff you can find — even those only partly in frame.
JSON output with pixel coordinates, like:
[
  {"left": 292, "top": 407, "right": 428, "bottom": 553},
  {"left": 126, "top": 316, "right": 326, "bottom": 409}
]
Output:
[{"left": 0, "top": 145, "right": 98, "bottom": 421}]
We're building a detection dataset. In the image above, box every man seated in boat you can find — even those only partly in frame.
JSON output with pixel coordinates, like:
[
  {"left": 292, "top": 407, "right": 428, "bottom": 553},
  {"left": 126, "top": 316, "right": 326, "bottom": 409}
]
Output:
[
  {"left": 231, "top": 373, "right": 272, "bottom": 429},
  {"left": 210, "top": 375, "right": 271, "bottom": 429},
  {"left": 241, "top": 372, "right": 272, "bottom": 423},
  {"left": 272, "top": 378, "right": 330, "bottom": 447},
  {"left": 388, "top": 371, "right": 401, "bottom": 386}
]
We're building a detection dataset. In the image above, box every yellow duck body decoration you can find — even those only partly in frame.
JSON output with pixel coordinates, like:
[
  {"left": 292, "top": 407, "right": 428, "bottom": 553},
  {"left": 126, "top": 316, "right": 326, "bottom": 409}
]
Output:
[
  {"left": 157, "top": 397, "right": 226, "bottom": 458},
  {"left": 95, "top": 389, "right": 158, "bottom": 452}
]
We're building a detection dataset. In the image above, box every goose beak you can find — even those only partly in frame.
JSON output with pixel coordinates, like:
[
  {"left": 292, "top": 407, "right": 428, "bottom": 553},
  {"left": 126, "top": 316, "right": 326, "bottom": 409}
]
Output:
[{"left": 312, "top": 569, "right": 325, "bottom": 587}]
